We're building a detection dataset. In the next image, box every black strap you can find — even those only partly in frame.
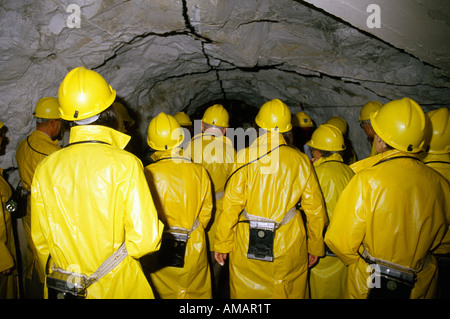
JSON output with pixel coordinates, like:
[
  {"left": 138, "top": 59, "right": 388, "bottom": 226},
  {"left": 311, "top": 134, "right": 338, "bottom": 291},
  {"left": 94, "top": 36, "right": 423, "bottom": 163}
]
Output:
[
  {"left": 224, "top": 144, "right": 288, "bottom": 190},
  {"left": 27, "top": 136, "right": 50, "bottom": 156},
  {"left": 317, "top": 160, "right": 344, "bottom": 166},
  {"left": 150, "top": 156, "right": 191, "bottom": 164},
  {"left": 373, "top": 156, "right": 421, "bottom": 167},
  {"left": 66, "top": 140, "right": 110, "bottom": 147},
  {"left": 424, "top": 161, "right": 450, "bottom": 165}
]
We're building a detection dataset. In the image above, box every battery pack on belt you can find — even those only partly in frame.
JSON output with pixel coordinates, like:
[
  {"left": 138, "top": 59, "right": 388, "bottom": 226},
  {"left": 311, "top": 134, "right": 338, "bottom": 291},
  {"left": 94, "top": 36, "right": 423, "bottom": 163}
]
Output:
[
  {"left": 159, "top": 218, "right": 200, "bottom": 268},
  {"left": 248, "top": 221, "right": 276, "bottom": 262},
  {"left": 359, "top": 246, "right": 430, "bottom": 299},
  {"left": 243, "top": 207, "right": 297, "bottom": 262}
]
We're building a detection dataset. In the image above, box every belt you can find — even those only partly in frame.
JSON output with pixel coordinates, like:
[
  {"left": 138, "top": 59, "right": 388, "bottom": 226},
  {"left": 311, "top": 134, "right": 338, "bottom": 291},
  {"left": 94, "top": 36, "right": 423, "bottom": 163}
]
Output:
[
  {"left": 50, "top": 242, "right": 128, "bottom": 287},
  {"left": 215, "top": 191, "right": 224, "bottom": 201},
  {"left": 165, "top": 218, "right": 200, "bottom": 236},
  {"left": 243, "top": 206, "right": 297, "bottom": 230},
  {"left": 360, "top": 246, "right": 432, "bottom": 275}
]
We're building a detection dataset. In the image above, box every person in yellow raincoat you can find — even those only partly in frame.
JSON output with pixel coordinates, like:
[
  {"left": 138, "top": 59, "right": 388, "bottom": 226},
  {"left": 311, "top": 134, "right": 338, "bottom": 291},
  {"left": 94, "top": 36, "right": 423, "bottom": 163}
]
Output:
[
  {"left": 142, "top": 112, "right": 213, "bottom": 299},
  {"left": 214, "top": 99, "right": 328, "bottom": 299},
  {"left": 422, "top": 107, "right": 450, "bottom": 298},
  {"left": 359, "top": 101, "right": 383, "bottom": 158},
  {"left": 306, "top": 124, "right": 354, "bottom": 299},
  {"left": 15, "top": 97, "right": 63, "bottom": 298},
  {"left": 31, "top": 67, "right": 163, "bottom": 299},
  {"left": 291, "top": 111, "right": 315, "bottom": 158},
  {"left": 325, "top": 97, "right": 450, "bottom": 299},
  {"left": 184, "top": 104, "right": 236, "bottom": 297},
  {"left": 326, "top": 116, "right": 357, "bottom": 165},
  {"left": 174, "top": 111, "right": 194, "bottom": 149},
  {"left": 0, "top": 121, "right": 19, "bottom": 299}
]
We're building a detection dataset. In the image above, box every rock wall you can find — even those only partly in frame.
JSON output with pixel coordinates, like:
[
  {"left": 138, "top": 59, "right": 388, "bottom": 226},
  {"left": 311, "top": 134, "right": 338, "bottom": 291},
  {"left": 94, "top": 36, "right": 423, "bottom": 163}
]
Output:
[{"left": 1, "top": 0, "right": 449, "bottom": 168}]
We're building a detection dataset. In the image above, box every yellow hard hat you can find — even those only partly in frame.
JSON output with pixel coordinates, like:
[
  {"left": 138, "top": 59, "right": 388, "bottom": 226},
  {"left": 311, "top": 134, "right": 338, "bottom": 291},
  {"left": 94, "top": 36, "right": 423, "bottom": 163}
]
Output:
[
  {"left": 326, "top": 116, "right": 348, "bottom": 135},
  {"left": 426, "top": 108, "right": 450, "bottom": 154},
  {"left": 202, "top": 104, "right": 229, "bottom": 127},
  {"left": 370, "top": 97, "right": 426, "bottom": 153},
  {"left": 58, "top": 67, "right": 116, "bottom": 121},
  {"left": 33, "top": 97, "right": 61, "bottom": 119},
  {"left": 293, "top": 112, "right": 314, "bottom": 128},
  {"left": 147, "top": 112, "right": 185, "bottom": 151},
  {"left": 306, "top": 124, "right": 346, "bottom": 151},
  {"left": 359, "top": 101, "right": 383, "bottom": 122},
  {"left": 255, "top": 99, "right": 292, "bottom": 133},
  {"left": 174, "top": 112, "right": 192, "bottom": 126},
  {"left": 0, "top": 121, "right": 3, "bottom": 129}
]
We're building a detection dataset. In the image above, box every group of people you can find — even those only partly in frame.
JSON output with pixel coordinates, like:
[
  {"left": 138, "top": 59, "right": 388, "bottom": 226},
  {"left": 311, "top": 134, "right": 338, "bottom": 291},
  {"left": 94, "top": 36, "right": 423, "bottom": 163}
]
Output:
[{"left": 0, "top": 66, "right": 449, "bottom": 299}]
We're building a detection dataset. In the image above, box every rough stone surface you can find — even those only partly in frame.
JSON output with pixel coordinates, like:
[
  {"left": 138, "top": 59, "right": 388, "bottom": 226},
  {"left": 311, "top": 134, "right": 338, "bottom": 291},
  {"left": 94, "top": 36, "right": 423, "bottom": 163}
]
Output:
[{"left": 1, "top": 0, "right": 450, "bottom": 169}]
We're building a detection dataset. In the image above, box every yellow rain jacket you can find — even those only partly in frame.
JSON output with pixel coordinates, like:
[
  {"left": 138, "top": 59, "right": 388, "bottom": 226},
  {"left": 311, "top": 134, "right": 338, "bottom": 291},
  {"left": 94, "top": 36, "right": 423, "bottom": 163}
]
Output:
[
  {"left": 215, "top": 131, "right": 328, "bottom": 299},
  {"left": 309, "top": 153, "right": 354, "bottom": 299},
  {"left": 16, "top": 129, "right": 61, "bottom": 282},
  {"left": 143, "top": 150, "right": 213, "bottom": 298},
  {"left": 185, "top": 132, "right": 236, "bottom": 250},
  {"left": 31, "top": 125, "right": 163, "bottom": 299},
  {"left": 0, "top": 169, "right": 19, "bottom": 298},
  {"left": 423, "top": 152, "right": 450, "bottom": 255},
  {"left": 325, "top": 150, "right": 450, "bottom": 299}
]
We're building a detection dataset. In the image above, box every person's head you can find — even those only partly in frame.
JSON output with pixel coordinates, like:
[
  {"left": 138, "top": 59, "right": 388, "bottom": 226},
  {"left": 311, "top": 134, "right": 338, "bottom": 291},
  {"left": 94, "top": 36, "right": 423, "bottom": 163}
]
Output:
[
  {"left": 147, "top": 112, "right": 184, "bottom": 151},
  {"left": 292, "top": 111, "right": 314, "bottom": 130},
  {"left": 306, "top": 124, "right": 345, "bottom": 161},
  {"left": 201, "top": 104, "right": 229, "bottom": 135},
  {"left": 326, "top": 116, "right": 348, "bottom": 136},
  {"left": 112, "top": 102, "right": 135, "bottom": 133},
  {"left": 425, "top": 107, "right": 450, "bottom": 155},
  {"left": 58, "top": 67, "right": 118, "bottom": 129},
  {"left": 255, "top": 99, "right": 292, "bottom": 133},
  {"left": 174, "top": 111, "right": 192, "bottom": 127},
  {"left": 174, "top": 111, "right": 194, "bottom": 140},
  {"left": 359, "top": 101, "right": 383, "bottom": 140},
  {"left": 34, "top": 97, "right": 63, "bottom": 141},
  {"left": 370, "top": 97, "right": 427, "bottom": 154}
]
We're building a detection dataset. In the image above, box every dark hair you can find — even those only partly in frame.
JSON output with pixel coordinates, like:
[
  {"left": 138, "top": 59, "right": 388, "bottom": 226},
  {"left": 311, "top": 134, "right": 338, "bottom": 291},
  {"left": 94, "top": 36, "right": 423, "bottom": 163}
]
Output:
[
  {"left": 282, "top": 131, "right": 294, "bottom": 146},
  {"left": 312, "top": 148, "right": 343, "bottom": 159},
  {"left": 90, "top": 105, "right": 119, "bottom": 130}
]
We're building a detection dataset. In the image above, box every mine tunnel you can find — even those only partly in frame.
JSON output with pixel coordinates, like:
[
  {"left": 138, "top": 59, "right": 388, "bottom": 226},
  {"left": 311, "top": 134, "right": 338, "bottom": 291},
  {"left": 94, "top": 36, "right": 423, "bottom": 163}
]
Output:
[
  {"left": 1, "top": 0, "right": 450, "bottom": 300},
  {"left": 1, "top": 0, "right": 450, "bottom": 170}
]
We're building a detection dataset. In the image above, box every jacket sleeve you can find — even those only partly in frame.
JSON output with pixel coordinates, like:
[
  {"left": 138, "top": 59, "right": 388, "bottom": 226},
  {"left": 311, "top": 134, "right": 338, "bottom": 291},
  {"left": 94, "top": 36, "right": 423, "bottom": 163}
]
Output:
[
  {"left": 0, "top": 209, "right": 14, "bottom": 272},
  {"left": 30, "top": 171, "right": 51, "bottom": 275},
  {"left": 300, "top": 162, "right": 328, "bottom": 257},
  {"left": 199, "top": 167, "right": 213, "bottom": 229},
  {"left": 214, "top": 160, "right": 248, "bottom": 254},
  {"left": 123, "top": 160, "right": 163, "bottom": 258},
  {"left": 324, "top": 174, "right": 366, "bottom": 265}
]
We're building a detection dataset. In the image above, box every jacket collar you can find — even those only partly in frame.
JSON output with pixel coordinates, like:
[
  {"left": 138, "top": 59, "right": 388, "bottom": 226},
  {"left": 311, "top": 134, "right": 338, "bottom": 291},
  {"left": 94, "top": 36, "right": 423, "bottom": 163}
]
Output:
[
  {"left": 150, "top": 148, "right": 190, "bottom": 162},
  {"left": 69, "top": 125, "right": 131, "bottom": 150},
  {"left": 422, "top": 152, "right": 450, "bottom": 164},
  {"left": 350, "top": 149, "right": 421, "bottom": 173},
  {"left": 33, "top": 129, "right": 59, "bottom": 145},
  {"left": 313, "top": 152, "right": 344, "bottom": 167},
  {"left": 243, "top": 131, "right": 287, "bottom": 163}
]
